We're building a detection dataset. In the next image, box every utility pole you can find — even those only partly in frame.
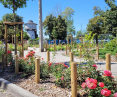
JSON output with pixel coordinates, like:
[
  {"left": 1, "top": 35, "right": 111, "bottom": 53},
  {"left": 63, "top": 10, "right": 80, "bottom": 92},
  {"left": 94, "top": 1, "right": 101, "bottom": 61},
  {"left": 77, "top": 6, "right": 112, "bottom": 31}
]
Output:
[{"left": 38, "top": 0, "right": 43, "bottom": 52}]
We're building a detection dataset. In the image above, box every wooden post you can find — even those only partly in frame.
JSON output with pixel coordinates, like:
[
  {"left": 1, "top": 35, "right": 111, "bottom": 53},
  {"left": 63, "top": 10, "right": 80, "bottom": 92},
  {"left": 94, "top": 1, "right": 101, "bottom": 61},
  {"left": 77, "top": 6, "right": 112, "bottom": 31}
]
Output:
[
  {"left": 5, "top": 20, "right": 8, "bottom": 67},
  {"left": 73, "top": 44, "right": 74, "bottom": 50},
  {"left": 21, "top": 21, "right": 24, "bottom": 57},
  {"left": 54, "top": 44, "right": 55, "bottom": 50},
  {"left": 67, "top": 36, "right": 69, "bottom": 44},
  {"left": 69, "top": 46, "right": 71, "bottom": 56},
  {"left": 2, "top": 54, "right": 5, "bottom": 70},
  {"left": 12, "top": 35, "right": 13, "bottom": 45},
  {"left": 90, "top": 45, "right": 91, "bottom": 51},
  {"left": 79, "top": 47, "right": 81, "bottom": 58},
  {"left": 77, "top": 45, "right": 78, "bottom": 51},
  {"left": 47, "top": 51, "right": 50, "bottom": 62},
  {"left": 70, "top": 52, "right": 74, "bottom": 62},
  {"left": 61, "top": 44, "right": 62, "bottom": 51},
  {"left": 71, "top": 62, "right": 77, "bottom": 97},
  {"left": 106, "top": 54, "right": 111, "bottom": 71},
  {"left": 97, "top": 47, "right": 99, "bottom": 60},
  {"left": 35, "top": 58, "right": 40, "bottom": 83},
  {"left": 15, "top": 55, "right": 19, "bottom": 74},
  {"left": 66, "top": 45, "right": 67, "bottom": 54}
]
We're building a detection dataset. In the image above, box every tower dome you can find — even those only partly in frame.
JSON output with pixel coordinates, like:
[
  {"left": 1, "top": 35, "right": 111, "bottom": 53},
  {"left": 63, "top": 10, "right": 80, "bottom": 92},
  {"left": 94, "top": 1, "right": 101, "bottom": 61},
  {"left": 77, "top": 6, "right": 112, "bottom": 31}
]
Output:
[{"left": 28, "top": 20, "right": 33, "bottom": 23}]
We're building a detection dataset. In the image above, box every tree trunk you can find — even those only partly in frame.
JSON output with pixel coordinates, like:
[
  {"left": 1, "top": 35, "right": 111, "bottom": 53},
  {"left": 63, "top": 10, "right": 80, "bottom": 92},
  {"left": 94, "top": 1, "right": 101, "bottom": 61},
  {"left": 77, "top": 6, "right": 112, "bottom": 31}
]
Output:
[
  {"left": 13, "top": 0, "right": 17, "bottom": 55},
  {"left": 96, "top": 34, "right": 98, "bottom": 47}
]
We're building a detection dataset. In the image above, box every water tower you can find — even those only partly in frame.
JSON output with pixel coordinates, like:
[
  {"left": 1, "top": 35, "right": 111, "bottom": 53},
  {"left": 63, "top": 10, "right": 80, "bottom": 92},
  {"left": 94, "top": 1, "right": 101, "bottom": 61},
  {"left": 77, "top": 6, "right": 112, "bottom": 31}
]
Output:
[{"left": 24, "top": 20, "right": 38, "bottom": 39}]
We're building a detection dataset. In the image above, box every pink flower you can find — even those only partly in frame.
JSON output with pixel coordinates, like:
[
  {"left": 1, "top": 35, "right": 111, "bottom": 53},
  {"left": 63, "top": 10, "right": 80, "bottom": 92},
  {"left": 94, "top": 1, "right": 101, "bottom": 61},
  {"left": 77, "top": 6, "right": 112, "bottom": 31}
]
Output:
[
  {"left": 42, "top": 58, "right": 43, "bottom": 60},
  {"left": 92, "top": 64, "right": 97, "bottom": 69},
  {"left": 99, "top": 82, "right": 104, "bottom": 88},
  {"left": 87, "top": 83, "right": 97, "bottom": 89},
  {"left": 29, "top": 63, "right": 31, "bottom": 65},
  {"left": 32, "top": 51, "right": 35, "bottom": 54},
  {"left": 19, "top": 57, "right": 22, "bottom": 59},
  {"left": 55, "top": 63, "right": 58, "bottom": 65},
  {"left": 81, "top": 82, "right": 86, "bottom": 89},
  {"left": 64, "top": 64, "right": 68, "bottom": 68},
  {"left": 104, "top": 70, "right": 112, "bottom": 76},
  {"left": 49, "top": 62, "right": 52, "bottom": 66},
  {"left": 113, "top": 92, "right": 117, "bottom": 97},
  {"left": 7, "top": 50, "right": 11, "bottom": 54},
  {"left": 9, "top": 62, "right": 12, "bottom": 65},
  {"left": 85, "top": 78, "right": 90, "bottom": 83},
  {"left": 61, "top": 77, "right": 64, "bottom": 80},
  {"left": 101, "top": 88, "right": 111, "bottom": 96},
  {"left": 92, "top": 79, "right": 97, "bottom": 84},
  {"left": 111, "top": 75, "right": 114, "bottom": 78}
]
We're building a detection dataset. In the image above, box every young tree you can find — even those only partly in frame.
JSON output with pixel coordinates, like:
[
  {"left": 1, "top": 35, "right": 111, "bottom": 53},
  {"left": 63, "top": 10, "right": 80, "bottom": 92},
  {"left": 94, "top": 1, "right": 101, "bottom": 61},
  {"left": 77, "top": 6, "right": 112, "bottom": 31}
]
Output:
[
  {"left": 61, "top": 7, "right": 76, "bottom": 36},
  {"left": 87, "top": 6, "right": 106, "bottom": 47},
  {"left": 0, "top": 13, "right": 23, "bottom": 42},
  {"left": 76, "top": 30, "right": 82, "bottom": 39},
  {"left": 0, "top": 0, "right": 33, "bottom": 55}
]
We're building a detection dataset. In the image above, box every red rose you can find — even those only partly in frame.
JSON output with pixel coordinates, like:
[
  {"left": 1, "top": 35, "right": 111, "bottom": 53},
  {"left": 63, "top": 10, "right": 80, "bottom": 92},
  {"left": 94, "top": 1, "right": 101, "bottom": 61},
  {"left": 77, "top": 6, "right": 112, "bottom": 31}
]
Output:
[
  {"left": 49, "top": 62, "right": 52, "bottom": 66},
  {"left": 101, "top": 88, "right": 111, "bottom": 96},
  {"left": 99, "top": 82, "right": 104, "bottom": 88}
]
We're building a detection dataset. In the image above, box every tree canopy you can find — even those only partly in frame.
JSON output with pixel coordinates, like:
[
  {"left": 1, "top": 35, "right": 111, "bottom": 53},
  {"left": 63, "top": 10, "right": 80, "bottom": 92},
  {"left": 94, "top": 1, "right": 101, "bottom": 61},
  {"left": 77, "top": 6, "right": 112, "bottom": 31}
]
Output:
[
  {"left": 43, "top": 14, "right": 67, "bottom": 40},
  {"left": 100, "top": 0, "right": 117, "bottom": 37},
  {"left": 61, "top": 7, "right": 76, "bottom": 36}
]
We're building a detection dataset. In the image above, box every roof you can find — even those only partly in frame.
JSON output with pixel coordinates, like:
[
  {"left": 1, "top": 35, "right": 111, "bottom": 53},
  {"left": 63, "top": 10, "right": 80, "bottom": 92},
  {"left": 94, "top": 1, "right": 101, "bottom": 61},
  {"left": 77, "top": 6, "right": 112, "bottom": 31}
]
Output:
[{"left": 24, "top": 20, "right": 38, "bottom": 25}]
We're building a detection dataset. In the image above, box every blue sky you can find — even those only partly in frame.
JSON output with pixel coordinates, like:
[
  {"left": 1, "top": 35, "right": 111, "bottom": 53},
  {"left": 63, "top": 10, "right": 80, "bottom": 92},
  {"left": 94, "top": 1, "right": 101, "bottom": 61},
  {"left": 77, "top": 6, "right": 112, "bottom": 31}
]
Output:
[{"left": 0, "top": 0, "right": 110, "bottom": 38}]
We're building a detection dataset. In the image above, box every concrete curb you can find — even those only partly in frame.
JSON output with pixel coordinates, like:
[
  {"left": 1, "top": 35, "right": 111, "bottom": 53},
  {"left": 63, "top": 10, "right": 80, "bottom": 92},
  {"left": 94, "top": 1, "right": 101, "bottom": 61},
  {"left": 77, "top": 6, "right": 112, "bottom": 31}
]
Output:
[{"left": 0, "top": 77, "right": 38, "bottom": 97}]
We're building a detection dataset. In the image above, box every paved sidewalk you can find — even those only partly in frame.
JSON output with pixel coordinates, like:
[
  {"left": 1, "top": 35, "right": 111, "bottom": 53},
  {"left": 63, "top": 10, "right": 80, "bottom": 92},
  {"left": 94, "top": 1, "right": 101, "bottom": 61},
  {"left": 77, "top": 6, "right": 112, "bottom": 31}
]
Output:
[{"left": 12, "top": 47, "right": 117, "bottom": 76}]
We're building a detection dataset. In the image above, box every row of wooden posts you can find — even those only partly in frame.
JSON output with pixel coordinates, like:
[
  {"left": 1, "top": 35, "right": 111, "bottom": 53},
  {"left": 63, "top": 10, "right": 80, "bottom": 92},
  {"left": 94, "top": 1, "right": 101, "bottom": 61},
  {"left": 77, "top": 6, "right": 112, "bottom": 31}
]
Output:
[
  {"left": 35, "top": 51, "right": 111, "bottom": 97},
  {"left": 1, "top": 47, "right": 111, "bottom": 97},
  {"left": 45, "top": 44, "right": 100, "bottom": 60}
]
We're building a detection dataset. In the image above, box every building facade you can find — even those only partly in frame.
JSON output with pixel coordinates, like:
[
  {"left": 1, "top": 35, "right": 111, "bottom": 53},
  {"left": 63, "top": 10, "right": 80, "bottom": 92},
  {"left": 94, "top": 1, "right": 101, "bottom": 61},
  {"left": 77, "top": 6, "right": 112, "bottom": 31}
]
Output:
[{"left": 24, "top": 20, "right": 38, "bottom": 39}]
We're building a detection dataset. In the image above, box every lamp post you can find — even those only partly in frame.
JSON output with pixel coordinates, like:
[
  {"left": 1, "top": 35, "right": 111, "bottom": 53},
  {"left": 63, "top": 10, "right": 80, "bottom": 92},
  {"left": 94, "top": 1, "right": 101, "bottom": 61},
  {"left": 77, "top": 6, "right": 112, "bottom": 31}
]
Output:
[{"left": 38, "top": 0, "right": 43, "bottom": 52}]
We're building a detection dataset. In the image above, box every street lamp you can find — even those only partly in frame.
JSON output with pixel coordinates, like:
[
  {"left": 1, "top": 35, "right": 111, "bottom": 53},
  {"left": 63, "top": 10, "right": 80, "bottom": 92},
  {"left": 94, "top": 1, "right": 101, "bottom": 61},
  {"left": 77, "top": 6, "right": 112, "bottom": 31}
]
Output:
[{"left": 38, "top": 0, "right": 43, "bottom": 52}]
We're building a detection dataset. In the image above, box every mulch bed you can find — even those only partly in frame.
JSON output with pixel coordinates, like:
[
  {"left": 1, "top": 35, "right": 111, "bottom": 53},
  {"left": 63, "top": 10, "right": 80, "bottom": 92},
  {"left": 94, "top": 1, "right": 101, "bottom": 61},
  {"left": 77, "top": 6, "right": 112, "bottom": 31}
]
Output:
[{"left": 0, "top": 65, "right": 88, "bottom": 97}]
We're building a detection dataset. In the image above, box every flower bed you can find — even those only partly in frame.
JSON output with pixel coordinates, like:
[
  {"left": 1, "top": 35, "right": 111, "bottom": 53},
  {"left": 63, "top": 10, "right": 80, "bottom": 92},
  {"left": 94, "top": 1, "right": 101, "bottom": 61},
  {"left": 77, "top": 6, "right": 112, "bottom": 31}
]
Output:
[{"left": 1, "top": 49, "right": 117, "bottom": 97}]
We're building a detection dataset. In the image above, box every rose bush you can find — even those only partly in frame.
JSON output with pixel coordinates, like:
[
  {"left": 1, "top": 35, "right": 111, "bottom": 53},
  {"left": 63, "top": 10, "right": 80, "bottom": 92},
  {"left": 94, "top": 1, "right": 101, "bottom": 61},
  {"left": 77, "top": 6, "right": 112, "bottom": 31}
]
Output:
[{"left": 81, "top": 69, "right": 117, "bottom": 97}]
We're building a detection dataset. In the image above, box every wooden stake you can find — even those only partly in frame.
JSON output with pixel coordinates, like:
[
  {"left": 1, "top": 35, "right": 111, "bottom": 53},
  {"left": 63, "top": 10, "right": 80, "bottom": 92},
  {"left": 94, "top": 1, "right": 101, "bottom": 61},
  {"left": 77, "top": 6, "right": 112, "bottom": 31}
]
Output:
[
  {"left": 15, "top": 55, "right": 19, "bottom": 74},
  {"left": 54, "top": 44, "right": 55, "bottom": 50},
  {"left": 66, "top": 45, "right": 67, "bottom": 55},
  {"left": 35, "top": 58, "right": 40, "bottom": 83},
  {"left": 69, "top": 46, "right": 71, "bottom": 56},
  {"left": 77, "top": 45, "right": 78, "bottom": 51},
  {"left": 106, "top": 54, "right": 111, "bottom": 71},
  {"left": 47, "top": 51, "right": 50, "bottom": 62},
  {"left": 12, "top": 35, "right": 13, "bottom": 45},
  {"left": 79, "top": 47, "right": 81, "bottom": 58},
  {"left": 73, "top": 44, "right": 74, "bottom": 50},
  {"left": 97, "top": 47, "right": 99, "bottom": 60},
  {"left": 71, "top": 62, "right": 77, "bottom": 97},
  {"left": 70, "top": 52, "right": 74, "bottom": 62},
  {"left": 61, "top": 44, "right": 62, "bottom": 51},
  {"left": 21, "top": 23, "right": 24, "bottom": 57}
]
